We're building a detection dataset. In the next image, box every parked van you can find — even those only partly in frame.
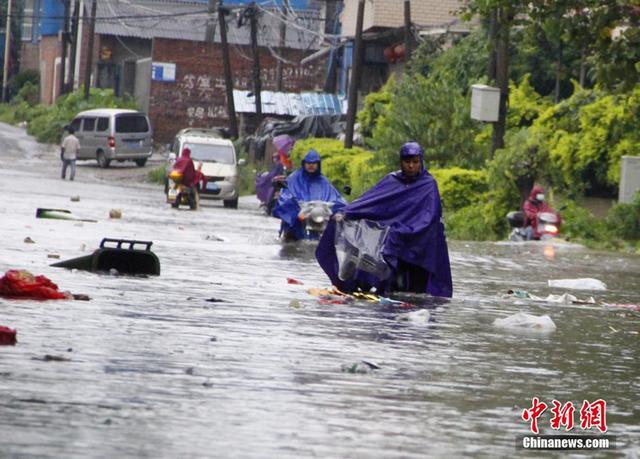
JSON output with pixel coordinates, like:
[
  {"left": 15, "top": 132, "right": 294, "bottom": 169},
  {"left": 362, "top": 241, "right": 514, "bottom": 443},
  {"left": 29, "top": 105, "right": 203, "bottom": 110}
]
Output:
[
  {"left": 170, "top": 128, "right": 245, "bottom": 208},
  {"left": 68, "top": 109, "right": 153, "bottom": 168}
]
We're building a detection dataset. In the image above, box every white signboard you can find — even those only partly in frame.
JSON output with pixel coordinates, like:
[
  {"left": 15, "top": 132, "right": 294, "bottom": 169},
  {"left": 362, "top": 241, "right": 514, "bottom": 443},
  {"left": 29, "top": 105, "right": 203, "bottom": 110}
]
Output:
[{"left": 151, "top": 62, "right": 176, "bottom": 82}]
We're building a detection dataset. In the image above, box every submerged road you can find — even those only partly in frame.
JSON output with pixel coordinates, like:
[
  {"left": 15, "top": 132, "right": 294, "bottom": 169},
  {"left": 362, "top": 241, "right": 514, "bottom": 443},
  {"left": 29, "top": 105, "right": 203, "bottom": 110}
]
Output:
[{"left": 0, "top": 124, "right": 638, "bottom": 458}]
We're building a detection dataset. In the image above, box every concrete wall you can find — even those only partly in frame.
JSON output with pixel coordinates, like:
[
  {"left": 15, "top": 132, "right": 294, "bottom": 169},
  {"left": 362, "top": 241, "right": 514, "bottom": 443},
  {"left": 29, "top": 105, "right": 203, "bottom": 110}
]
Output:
[
  {"left": 149, "top": 38, "right": 327, "bottom": 143},
  {"left": 619, "top": 156, "right": 640, "bottom": 203},
  {"left": 342, "top": 0, "right": 465, "bottom": 35}
]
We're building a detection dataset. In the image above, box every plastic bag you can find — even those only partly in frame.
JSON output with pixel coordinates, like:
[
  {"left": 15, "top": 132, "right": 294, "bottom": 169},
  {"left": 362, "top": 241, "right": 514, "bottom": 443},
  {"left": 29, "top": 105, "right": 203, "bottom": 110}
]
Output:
[
  {"left": 0, "top": 270, "right": 69, "bottom": 300},
  {"left": 335, "top": 219, "right": 390, "bottom": 281}
]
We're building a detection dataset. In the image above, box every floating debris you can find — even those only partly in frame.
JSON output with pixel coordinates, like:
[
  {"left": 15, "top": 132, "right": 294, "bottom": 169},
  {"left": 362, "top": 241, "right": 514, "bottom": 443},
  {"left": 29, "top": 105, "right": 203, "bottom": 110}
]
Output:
[{"left": 493, "top": 312, "right": 557, "bottom": 333}]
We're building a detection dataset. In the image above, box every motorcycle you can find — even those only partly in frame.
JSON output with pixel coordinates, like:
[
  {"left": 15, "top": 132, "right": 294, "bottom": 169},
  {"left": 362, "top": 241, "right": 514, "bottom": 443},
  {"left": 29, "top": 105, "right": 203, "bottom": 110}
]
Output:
[
  {"left": 507, "top": 210, "right": 561, "bottom": 241},
  {"left": 166, "top": 170, "right": 199, "bottom": 210},
  {"left": 263, "top": 174, "right": 288, "bottom": 216},
  {"left": 296, "top": 200, "right": 334, "bottom": 240}
]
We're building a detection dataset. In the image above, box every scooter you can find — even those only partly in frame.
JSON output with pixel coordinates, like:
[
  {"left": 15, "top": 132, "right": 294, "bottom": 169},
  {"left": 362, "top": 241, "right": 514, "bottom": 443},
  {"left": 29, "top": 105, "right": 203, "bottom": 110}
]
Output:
[
  {"left": 166, "top": 170, "right": 199, "bottom": 210},
  {"left": 264, "top": 175, "right": 287, "bottom": 216},
  {"left": 297, "top": 200, "right": 334, "bottom": 239},
  {"left": 507, "top": 210, "right": 561, "bottom": 241}
]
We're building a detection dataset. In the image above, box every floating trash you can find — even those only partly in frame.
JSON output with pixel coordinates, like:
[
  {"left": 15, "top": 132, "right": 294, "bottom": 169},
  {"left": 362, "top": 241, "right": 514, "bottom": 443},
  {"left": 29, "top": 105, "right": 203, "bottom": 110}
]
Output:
[
  {"left": 548, "top": 278, "right": 607, "bottom": 291},
  {"left": 493, "top": 312, "right": 557, "bottom": 333}
]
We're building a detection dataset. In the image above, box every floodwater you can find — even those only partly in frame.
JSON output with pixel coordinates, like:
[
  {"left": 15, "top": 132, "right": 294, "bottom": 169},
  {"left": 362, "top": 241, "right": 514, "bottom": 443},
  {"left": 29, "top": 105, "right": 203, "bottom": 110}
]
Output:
[{"left": 0, "top": 125, "right": 639, "bottom": 458}]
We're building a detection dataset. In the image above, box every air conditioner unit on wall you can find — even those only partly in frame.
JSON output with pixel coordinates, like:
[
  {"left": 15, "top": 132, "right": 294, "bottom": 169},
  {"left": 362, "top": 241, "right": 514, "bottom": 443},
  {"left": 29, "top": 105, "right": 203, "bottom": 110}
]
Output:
[{"left": 470, "top": 84, "right": 500, "bottom": 122}]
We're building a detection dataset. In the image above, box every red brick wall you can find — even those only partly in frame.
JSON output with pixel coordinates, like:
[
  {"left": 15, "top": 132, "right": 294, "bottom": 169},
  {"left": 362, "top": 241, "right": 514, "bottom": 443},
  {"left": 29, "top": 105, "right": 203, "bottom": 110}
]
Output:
[
  {"left": 149, "top": 38, "right": 327, "bottom": 143},
  {"left": 39, "top": 36, "right": 60, "bottom": 105}
]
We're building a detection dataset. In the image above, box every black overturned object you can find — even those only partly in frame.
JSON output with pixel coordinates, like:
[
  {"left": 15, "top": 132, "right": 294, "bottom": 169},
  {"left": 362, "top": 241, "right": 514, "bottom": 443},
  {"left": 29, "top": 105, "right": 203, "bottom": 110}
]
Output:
[{"left": 51, "top": 238, "right": 160, "bottom": 275}]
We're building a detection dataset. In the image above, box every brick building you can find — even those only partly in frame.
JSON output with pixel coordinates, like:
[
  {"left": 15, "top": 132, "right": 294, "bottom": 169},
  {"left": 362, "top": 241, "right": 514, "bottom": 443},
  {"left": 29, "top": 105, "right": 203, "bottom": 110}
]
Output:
[
  {"left": 18, "top": 0, "right": 331, "bottom": 141},
  {"left": 338, "top": 0, "right": 471, "bottom": 98}
]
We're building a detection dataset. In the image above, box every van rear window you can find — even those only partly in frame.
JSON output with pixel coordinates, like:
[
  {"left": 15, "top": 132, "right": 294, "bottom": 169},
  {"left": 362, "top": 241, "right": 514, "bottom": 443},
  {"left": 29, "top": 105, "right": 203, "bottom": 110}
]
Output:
[{"left": 115, "top": 114, "right": 149, "bottom": 133}]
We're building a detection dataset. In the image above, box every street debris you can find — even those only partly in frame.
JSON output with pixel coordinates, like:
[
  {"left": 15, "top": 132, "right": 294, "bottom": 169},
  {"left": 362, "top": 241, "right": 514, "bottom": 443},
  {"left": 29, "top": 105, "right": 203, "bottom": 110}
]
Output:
[
  {"left": 341, "top": 361, "right": 380, "bottom": 374},
  {"left": 202, "top": 234, "right": 224, "bottom": 241},
  {"left": 70, "top": 195, "right": 80, "bottom": 202},
  {"left": 51, "top": 238, "right": 160, "bottom": 276},
  {"left": 31, "top": 355, "right": 72, "bottom": 362},
  {"left": 505, "top": 289, "right": 596, "bottom": 304},
  {"left": 35, "top": 208, "right": 97, "bottom": 222},
  {"left": 602, "top": 302, "right": 640, "bottom": 312},
  {"left": 493, "top": 312, "right": 557, "bottom": 332},
  {"left": 0, "top": 270, "right": 70, "bottom": 300},
  {"left": 287, "top": 277, "right": 304, "bottom": 284},
  {"left": 547, "top": 278, "right": 607, "bottom": 291},
  {"left": 307, "top": 286, "right": 416, "bottom": 308},
  {"left": 0, "top": 326, "right": 17, "bottom": 345},
  {"left": 47, "top": 254, "right": 60, "bottom": 259},
  {"left": 109, "top": 209, "right": 122, "bottom": 219},
  {"left": 24, "top": 237, "right": 35, "bottom": 244},
  {"left": 396, "top": 309, "right": 431, "bottom": 325}
]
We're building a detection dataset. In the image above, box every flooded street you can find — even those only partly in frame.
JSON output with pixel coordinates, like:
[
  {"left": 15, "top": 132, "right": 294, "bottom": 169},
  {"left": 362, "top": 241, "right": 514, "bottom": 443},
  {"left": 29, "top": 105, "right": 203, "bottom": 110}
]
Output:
[{"left": 1, "top": 125, "right": 638, "bottom": 458}]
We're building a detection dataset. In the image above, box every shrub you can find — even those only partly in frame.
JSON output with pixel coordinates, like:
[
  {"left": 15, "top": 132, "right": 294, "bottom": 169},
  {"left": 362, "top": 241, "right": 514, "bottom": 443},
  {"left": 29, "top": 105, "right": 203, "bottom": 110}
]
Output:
[
  {"left": 290, "top": 138, "right": 381, "bottom": 200},
  {"left": 430, "top": 167, "right": 488, "bottom": 211},
  {"left": 606, "top": 192, "right": 640, "bottom": 241}
]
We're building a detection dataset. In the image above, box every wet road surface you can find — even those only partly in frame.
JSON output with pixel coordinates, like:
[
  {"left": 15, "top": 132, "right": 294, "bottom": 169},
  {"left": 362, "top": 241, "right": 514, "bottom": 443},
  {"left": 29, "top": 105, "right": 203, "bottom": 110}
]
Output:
[{"left": 0, "top": 125, "right": 638, "bottom": 458}]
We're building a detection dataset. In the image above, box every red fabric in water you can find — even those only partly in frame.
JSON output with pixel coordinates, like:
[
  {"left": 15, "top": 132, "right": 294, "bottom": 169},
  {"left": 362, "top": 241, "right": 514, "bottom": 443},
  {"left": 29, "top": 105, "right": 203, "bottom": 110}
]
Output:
[
  {"left": 0, "top": 326, "right": 17, "bottom": 345},
  {"left": 0, "top": 270, "right": 69, "bottom": 300}
]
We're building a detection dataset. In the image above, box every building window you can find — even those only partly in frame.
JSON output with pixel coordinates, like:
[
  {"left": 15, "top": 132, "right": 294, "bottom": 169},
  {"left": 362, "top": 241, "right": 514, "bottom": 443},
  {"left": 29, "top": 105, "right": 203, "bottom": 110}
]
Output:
[{"left": 22, "top": 0, "right": 36, "bottom": 41}]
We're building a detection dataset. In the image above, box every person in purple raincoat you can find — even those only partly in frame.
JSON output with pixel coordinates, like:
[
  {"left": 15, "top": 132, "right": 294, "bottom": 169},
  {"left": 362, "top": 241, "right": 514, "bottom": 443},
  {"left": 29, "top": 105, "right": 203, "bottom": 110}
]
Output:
[
  {"left": 273, "top": 149, "right": 346, "bottom": 241},
  {"left": 316, "top": 141, "right": 452, "bottom": 297}
]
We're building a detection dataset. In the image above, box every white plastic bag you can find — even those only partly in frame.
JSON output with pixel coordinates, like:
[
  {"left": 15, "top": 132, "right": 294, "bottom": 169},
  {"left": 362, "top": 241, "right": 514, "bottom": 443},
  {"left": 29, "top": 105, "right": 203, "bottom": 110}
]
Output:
[
  {"left": 493, "top": 312, "right": 557, "bottom": 332},
  {"left": 547, "top": 278, "right": 607, "bottom": 291}
]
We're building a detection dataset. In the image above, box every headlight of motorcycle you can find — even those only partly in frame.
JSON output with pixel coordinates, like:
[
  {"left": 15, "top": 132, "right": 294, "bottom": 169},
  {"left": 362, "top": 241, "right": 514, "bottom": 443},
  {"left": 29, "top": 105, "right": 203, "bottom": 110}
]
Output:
[{"left": 544, "top": 224, "right": 559, "bottom": 234}]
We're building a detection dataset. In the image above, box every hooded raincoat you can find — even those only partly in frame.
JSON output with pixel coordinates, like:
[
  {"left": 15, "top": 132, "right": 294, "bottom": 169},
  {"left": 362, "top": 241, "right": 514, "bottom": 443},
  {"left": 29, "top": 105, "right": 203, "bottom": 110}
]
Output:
[
  {"left": 316, "top": 143, "right": 452, "bottom": 297},
  {"left": 272, "top": 150, "right": 346, "bottom": 240},
  {"left": 172, "top": 148, "right": 198, "bottom": 187},
  {"left": 522, "top": 185, "right": 556, "bottom": 239}
]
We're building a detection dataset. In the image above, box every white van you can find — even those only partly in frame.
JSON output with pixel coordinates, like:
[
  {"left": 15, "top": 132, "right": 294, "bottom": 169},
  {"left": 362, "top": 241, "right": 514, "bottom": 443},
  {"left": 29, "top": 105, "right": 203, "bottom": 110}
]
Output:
[
  {"left": 170, "top": 128, "right": 244, "bottom": 208},
  {"left": 68, "top": 109, "right": 153, "bottom": 168}
]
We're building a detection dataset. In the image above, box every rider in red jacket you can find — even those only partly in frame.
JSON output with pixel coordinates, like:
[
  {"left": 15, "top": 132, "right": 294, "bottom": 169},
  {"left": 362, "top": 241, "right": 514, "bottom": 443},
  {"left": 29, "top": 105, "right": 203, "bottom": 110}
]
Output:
[
  {"left": 173, "top": 147, "right": 198, "bottom": 188},
  {"left": 523, "top": 185, "right": 555, "bottom": 240}
]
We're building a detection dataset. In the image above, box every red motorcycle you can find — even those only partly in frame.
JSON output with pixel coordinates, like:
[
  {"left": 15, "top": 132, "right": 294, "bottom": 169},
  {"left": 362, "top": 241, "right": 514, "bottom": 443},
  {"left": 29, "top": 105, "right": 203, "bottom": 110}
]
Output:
[{"left": 507, "top": 210, "right": 561, "bottom": 241}]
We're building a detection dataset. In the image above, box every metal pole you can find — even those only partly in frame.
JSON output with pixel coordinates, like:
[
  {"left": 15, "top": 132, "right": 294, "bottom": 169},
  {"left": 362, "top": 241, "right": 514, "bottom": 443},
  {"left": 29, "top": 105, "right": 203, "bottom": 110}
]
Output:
[
  {"left": 205, "top": 0, "right": 216, "bottom": 43},
  {"left": 404, "top": 0, "right": 412, "bottom": 62},
  {"left": 83, "top": 0, "right": 96, "bottom": 100},
  {"left": 218, "top": 1, "right": 238, "bottom": 138},
  {"left": 276, "top": 0, "right": 288, "bottom": 91},
  {"left": 67, "top": 0, "right": 80, "bottom": 92},
  {"left": 59, "top": 0, "right": 70, "bottom": 98},
  {"left": 2, "top": 0, "right": 13, "bottom": 102},
  {"left": 249, "top": 3, "right": 262, "bottom": 124},
  {"left": 344, "top": 0, "right": 364, "bottom": 149}
]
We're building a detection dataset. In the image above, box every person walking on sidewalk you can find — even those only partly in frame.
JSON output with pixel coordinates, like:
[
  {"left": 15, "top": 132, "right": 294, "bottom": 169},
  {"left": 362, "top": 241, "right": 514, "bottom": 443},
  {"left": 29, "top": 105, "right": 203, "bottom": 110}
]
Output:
[{"left": 60, "top": 127, "right": 80, "bottom": 180}]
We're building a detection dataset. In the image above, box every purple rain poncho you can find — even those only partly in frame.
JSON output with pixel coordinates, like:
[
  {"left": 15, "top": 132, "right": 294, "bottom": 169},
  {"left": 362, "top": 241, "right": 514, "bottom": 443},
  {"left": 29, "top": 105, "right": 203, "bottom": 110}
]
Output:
[
  {"left": 272, "top": 150, "right": 346, "bottom": 240},
  {"left": 255, "top": 162, "right": 284, "bottom": 205},
  {"left": 315, "top": 167, "right": 453, "bottom": 298}
]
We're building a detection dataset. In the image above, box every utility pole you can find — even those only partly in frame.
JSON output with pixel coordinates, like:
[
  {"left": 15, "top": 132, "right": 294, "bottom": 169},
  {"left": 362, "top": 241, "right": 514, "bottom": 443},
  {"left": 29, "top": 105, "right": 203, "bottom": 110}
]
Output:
[
  {"left": 275, "top": 0, "right": 288, "bottom": 91},
  {"left": 404, "top": 0, "right": 412, "bottom": 63},
  {"left": 249, "top": 3, "right": 262, "bottom": 123},
  {"left": 205, "top": 0, "right": 216, "bottom": 43},
  {"left": 218, "top": 0, "right": 238, "bottom": 138},
  {"left": 2, "top": 0, "right": 13, "bottom": 102},
  {"left": 492, "top": 7, "right": 508, "bottom": 153},
  {"left": 344, "top": 0, "right": 364, "bottom": 149},
  {"left": 59, "top": 0, "right": 70, "bottom": 98},
  {"left": 67, "top": 0, "right": 80, "bottom": 92},
  {"left": 83, "top": 0, "right": 96, "bottom": 100}
]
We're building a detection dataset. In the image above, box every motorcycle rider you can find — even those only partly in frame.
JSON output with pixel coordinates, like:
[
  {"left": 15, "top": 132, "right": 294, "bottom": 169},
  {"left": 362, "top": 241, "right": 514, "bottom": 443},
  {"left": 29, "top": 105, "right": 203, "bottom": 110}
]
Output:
[
  {"left": 272, "top": 149, "right": 346, "bottom": 241},
  {"left": 171, "top": 147, "right": 199, "bottom": 207},
  {"left": 316, "top": 141, "right": 452, "bottom": 297},
  {"left": 523, "top": 185, "right": 558, "bottom": 240}
]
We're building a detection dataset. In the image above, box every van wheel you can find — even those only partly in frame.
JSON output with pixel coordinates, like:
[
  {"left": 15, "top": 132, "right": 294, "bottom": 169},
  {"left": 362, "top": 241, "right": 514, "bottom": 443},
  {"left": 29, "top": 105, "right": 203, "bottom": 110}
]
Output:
[
  {"left": 97, "top": 151, "right": 111, "bottom": 168},
  {"left": 223, "top": 198, "right": 238, "bottom": 209},
  {"left": 135, "top": 158, "right": 147, "bottom": 167}
]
